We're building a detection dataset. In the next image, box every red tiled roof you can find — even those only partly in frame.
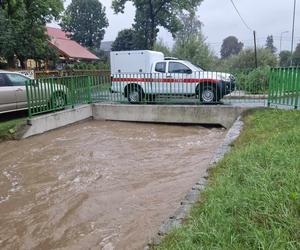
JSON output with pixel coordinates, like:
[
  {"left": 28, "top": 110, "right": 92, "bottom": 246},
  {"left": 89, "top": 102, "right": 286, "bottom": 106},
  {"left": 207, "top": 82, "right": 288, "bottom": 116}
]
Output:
[{"left": 46, "top": 27, "right": 99, "bottom": 60}]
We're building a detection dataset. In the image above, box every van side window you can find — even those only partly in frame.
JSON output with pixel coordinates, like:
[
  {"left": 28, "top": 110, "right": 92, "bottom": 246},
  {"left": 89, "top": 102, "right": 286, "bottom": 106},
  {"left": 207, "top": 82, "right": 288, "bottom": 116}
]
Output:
[
  {"left": 169, "top": 62, "right": 192, "bottom": 74},
  {"left": 155, "top": 62, "right": 166, "bottom": 73}
]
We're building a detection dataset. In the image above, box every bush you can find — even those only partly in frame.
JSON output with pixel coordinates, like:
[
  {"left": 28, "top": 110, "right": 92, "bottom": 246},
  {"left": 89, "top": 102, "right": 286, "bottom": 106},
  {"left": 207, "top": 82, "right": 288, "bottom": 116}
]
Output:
[
  {"left": 215, "top": 48, "right": 277, "bottom": 75},
  {"left": 0, "top": 60, "right": 8, "bottom": 69},
  {"left": 236, "top": 66, "right": 270, "bottom": 94}
]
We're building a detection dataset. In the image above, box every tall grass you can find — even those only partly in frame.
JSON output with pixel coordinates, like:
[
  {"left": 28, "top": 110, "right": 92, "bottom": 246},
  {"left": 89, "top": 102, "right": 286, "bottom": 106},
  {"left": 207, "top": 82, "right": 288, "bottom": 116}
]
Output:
[
  {"left": 0, "top": 118, "right": 25, "bottom": 142},
  {"left": 156, "top": 109, "right": 300, "bottom": 250}
]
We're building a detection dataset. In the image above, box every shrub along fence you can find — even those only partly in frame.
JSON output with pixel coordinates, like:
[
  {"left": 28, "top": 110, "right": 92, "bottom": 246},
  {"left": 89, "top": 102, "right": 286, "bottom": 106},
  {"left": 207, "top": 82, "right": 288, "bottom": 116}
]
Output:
[
  {"left": 25, "top": 67, "right": 299, "bottom": 118},
  {"left": 34, "top": 69, "right": 111, "bottom": 79}
]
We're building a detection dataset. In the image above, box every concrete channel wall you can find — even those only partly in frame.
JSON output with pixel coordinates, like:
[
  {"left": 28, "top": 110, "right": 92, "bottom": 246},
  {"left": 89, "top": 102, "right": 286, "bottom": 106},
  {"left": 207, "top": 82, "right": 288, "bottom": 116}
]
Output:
[
  {"left": 21, "top": 105, "right": 93, "bottom": 139},
  {"left": 93, "top": 104, "right": 248, "bottom": 129},
  {"left": 21, "top": 104, "right": 251, "bottom": 139}
]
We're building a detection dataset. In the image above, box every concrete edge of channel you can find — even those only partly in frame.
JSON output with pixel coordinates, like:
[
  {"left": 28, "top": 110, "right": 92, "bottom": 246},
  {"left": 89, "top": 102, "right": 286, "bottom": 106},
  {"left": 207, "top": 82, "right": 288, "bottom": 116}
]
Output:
[
  {"left": 19, "top": 104, "right": 93, "bottom": 139},
  {"left": 146, "top": 115, "right": 245, "bottom": 249},
  {"left": 93, "top": 103, "right": 249, "bottom": 129},
  {"left": 18, "top": 104, "right": 253, "bottom": 139}
]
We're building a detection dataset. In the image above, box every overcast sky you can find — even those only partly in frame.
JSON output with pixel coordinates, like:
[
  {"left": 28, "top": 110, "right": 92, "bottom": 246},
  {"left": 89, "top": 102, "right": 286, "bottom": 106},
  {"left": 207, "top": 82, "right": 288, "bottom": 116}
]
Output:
[{"left": 54, "top": 0, "right": 300, "bottom": 54}]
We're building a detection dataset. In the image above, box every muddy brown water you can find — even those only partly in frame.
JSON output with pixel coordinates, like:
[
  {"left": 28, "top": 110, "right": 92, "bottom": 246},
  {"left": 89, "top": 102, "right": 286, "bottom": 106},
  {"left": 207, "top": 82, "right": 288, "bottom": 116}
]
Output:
[{"left": 0, "top": 121, "right": 225, "bottom": 250}]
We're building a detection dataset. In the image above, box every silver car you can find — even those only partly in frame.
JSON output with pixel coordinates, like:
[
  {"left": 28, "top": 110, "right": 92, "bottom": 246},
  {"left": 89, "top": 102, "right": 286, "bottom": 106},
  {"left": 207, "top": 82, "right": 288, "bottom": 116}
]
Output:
[
  {"left": 0, "top": 71, "right": 31, "bottom": 113},
  {"left": 0, "top": 71, "right": 67, "bottom": 114}
]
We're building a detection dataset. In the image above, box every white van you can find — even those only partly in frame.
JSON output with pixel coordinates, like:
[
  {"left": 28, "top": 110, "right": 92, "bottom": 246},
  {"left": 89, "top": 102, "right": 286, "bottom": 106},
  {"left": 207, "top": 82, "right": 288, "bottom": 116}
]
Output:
[{"left": 110, "top": 50, "right": 235, "bottom": 104}]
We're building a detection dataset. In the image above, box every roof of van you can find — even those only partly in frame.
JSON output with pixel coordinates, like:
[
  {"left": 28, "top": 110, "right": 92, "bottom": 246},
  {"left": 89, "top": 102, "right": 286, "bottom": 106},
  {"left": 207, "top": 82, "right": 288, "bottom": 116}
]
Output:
[{"left": 111, "top": 50, "right": 164, "bottom": 55}]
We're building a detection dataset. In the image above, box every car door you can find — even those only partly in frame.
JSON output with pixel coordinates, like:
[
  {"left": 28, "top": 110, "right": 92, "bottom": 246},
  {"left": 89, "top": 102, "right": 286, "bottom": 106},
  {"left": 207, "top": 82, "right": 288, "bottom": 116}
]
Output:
[
  {"left": 168, "top": 62, "right": 194, "bottom": 95},
  {"left": 152, "top": 61, "right": 168, "bottom": 94},
  {"left": 0, "top": 73, "right": 17, "bottom": 113},
  {"left": 6, "top": 73, "right": 29, "bottom": 109}
]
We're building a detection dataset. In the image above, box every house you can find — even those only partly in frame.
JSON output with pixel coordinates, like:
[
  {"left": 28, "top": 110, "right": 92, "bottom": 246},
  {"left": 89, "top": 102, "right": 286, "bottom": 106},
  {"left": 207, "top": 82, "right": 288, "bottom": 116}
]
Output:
[
  {"left": 47, "top": 27, "right": 99, "bottom": 65},
  {"left": 1, "top": 27, "right": 99, "bottom": 70}
]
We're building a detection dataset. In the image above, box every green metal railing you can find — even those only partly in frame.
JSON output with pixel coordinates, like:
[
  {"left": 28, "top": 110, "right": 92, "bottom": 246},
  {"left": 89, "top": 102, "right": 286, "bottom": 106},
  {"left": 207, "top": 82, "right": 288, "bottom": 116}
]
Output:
[
  {"left": 268, "top": 67, "right": 300, "bottom": 109},
  {"left": 26, "top": 71, "right": 272, "bottom": 117},
  {"left": 25, "top": 68, "right": 300, "bottom": 118},
  {"left": 26, "top": 74, "right": 113, "bottom": 117},
  {"left": 26, "top": 76, "right": 91, "bottom": 118}
]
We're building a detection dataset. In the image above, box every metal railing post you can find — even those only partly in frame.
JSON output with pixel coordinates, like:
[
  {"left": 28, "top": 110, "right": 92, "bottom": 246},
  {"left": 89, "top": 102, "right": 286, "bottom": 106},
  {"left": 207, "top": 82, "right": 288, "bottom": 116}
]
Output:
[
  {"left": 71, "top": 77, "right": 75, "bottom": 109},
  {"left": 294, "top": 67, "right": 299, "bottom": 109},
  {"left": 267, "top": 68, "right": 273, "bottom": 107},
  {"left": 25, "top": 80, "right": 32, "bottom": 119},
  {"left": 88, "top": 76, "right": 93, "bottom": 104}
]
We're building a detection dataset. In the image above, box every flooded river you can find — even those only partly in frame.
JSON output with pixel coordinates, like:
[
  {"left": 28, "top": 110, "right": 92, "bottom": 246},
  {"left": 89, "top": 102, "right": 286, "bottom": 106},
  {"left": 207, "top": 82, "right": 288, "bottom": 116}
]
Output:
[{"left": 0, "top": 121, "right": 225, "bottom": 250}]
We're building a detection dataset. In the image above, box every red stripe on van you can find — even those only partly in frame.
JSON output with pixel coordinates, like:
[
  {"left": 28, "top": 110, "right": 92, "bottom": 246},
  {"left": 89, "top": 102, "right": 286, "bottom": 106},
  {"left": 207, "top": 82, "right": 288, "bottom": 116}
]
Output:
[{"left": 112, "top": 78, "right": 219, "bottom": 83}]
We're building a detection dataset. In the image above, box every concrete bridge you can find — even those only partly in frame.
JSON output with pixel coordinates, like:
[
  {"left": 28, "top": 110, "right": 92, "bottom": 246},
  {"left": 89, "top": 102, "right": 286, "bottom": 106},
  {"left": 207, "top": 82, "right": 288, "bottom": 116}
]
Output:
[{"left": 20, "top": 103, "right": 259, "bottom": 139}]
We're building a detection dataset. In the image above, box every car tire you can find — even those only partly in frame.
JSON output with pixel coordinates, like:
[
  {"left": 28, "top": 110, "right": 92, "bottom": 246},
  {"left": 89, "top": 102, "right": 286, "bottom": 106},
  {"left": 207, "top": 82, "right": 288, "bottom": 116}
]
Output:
[
  {"left": 51, "top": 92, "right": 66, "bottom": 109},
  {"left": 127, "top": 86, "right": 144, "bottom": 104},
  {"left": 199, "top": 86, "right": 219, "bottom": 104}
]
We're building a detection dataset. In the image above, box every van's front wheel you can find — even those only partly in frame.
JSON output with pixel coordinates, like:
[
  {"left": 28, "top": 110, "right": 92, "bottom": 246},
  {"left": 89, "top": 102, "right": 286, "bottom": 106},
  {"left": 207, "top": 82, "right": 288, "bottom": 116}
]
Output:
[{"left": 197, "top": 86, "right": 220, "bottom": 104}]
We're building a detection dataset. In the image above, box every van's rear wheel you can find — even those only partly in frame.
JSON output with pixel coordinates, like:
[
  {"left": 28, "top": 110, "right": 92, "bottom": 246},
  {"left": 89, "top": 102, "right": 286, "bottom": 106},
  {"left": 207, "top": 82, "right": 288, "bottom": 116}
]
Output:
[{"left": 127, "top": 87, "right": 144, "bottom": 104}]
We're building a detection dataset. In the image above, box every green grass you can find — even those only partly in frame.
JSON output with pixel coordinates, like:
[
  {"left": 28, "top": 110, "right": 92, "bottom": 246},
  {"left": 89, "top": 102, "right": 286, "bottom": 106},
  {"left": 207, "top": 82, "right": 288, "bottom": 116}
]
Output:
[
  {"left": 156, "top": 109, "right": 300, "bottom": 250},
  {"left": 0, "top": 118, "right": 25, "bottom": 142}
]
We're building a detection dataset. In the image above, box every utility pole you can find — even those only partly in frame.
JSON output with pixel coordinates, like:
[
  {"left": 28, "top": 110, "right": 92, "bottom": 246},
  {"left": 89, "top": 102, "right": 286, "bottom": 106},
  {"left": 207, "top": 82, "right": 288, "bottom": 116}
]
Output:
[
  {"left": 253, "top": 30, "right": 258, "bottom": 68},
  {"left": 291, "top": 0, "right": 297, "bottom": 66},
  {"left": 280, "top": 31, "right": 289, "bottom": 52}
]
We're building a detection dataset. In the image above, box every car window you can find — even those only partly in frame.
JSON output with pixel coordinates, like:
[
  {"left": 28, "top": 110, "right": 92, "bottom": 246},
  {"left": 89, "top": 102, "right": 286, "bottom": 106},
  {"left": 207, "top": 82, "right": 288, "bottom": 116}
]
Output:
[
  {"left": 155, "top": 62, "right": 166, "bottom": 73},
  {"left": 6, "top": 73, "right": 28, "bottom": 86},
  {"left": 0, "top": 74, "right": 10, "bottom": 87},
  {"left": 169, "top": 62, "right": 192, "bottom": 74}
]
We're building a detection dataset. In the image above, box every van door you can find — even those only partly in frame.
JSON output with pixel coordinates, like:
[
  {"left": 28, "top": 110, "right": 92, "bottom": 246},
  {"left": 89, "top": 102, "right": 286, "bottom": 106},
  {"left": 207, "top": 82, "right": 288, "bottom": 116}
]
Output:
[
  {"left": 168, "top": 62, "right": 194, "bottom": 95},
  {"left": 6, "top": 73, "right": 29, "bottom": 109},
  {"left": 0, "top": 73, "right": 17, "bottom": 113},
  {"left": 152, "top": 61, "right": 168, "bottom": 94}
]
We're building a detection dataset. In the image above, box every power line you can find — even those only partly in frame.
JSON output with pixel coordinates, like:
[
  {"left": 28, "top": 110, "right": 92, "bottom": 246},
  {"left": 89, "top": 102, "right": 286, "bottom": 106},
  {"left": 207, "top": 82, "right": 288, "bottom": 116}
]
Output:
[{"left": 229, "top": 0, "right": 253, "bottom": 31}]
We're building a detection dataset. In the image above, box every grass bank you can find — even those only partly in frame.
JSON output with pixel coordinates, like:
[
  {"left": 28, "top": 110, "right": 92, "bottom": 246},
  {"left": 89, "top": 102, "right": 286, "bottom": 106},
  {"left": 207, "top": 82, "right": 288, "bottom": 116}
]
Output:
[
  {"left": 156, "top": 109, "right": 300, "bottom": 249},
  {"left": 0, "top": 118, "right": 25, "bottom": 142}
]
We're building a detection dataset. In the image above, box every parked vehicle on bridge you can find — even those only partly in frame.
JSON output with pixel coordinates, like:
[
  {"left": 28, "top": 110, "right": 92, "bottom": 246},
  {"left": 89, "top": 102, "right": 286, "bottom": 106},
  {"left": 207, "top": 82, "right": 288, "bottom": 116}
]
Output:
[
  {"left": 110, "top": 50, "right": 236, "bottom": 104},
  {"left": 0, "top": 71, "right": 67, "bottom": 114}
]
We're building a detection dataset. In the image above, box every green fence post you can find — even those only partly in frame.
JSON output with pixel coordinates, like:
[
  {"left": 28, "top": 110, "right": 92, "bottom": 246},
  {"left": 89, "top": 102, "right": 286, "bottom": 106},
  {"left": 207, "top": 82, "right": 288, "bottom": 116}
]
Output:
[
  {"left": 88, "top": 76, "right": 93, "bottom": 104},
  {"left": 267, "top": 68, "right": 272, "bottom": 107},
  {"left": 25, "top": 80, "right": 32, "bottom": 119},
  {"left": 295, "top": 67, "right": 299, "bottom": 109},
  {"left": 71, "top": 77, "right": 75, "bottom": 109}
]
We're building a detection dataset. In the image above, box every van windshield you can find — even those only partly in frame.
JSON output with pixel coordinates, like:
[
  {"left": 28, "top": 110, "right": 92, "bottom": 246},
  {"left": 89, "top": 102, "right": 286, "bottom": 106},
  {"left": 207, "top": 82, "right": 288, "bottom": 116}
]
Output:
[{"left": 183, "top": 61, "right": 204, "bottom": 72}]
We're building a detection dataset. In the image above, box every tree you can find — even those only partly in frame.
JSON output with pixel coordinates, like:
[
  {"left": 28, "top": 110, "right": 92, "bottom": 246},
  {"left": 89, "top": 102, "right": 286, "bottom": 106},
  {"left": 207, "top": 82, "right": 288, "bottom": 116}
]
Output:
[
  {"left": 265, "top": 35, "right": 277, "bottom": 54},
  {"left": 112, "top": 0, "right": 203, "bottom": 49},
  {"left": 61, "top": 0, "right": 108, "bottom": 50},
  {"left": 226, "top": 48, "right": 277, "bottom": 73},
  {"left": 220, "top": 36, "right": 243, "bottom": 59},
  {"left": 176, "top": 11, "right": 202, "bottom": 43},
  {"left": 153, "top": 39, "right": 172, "bottom": 57},
  {"left": 279, "top": 50, "right": 292, "bottom": 67},
  {"left": 293, "top": 43, "right": 300, "bottom": 66},
  {"left": 0, "top": 0, "right": 63, "bottom": 68},
  {"left": 173, "top": 12, "right": 214, "bottom": 69},
  {"left": 111, "top": 29, "right": 139, "bottom": 51}
]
